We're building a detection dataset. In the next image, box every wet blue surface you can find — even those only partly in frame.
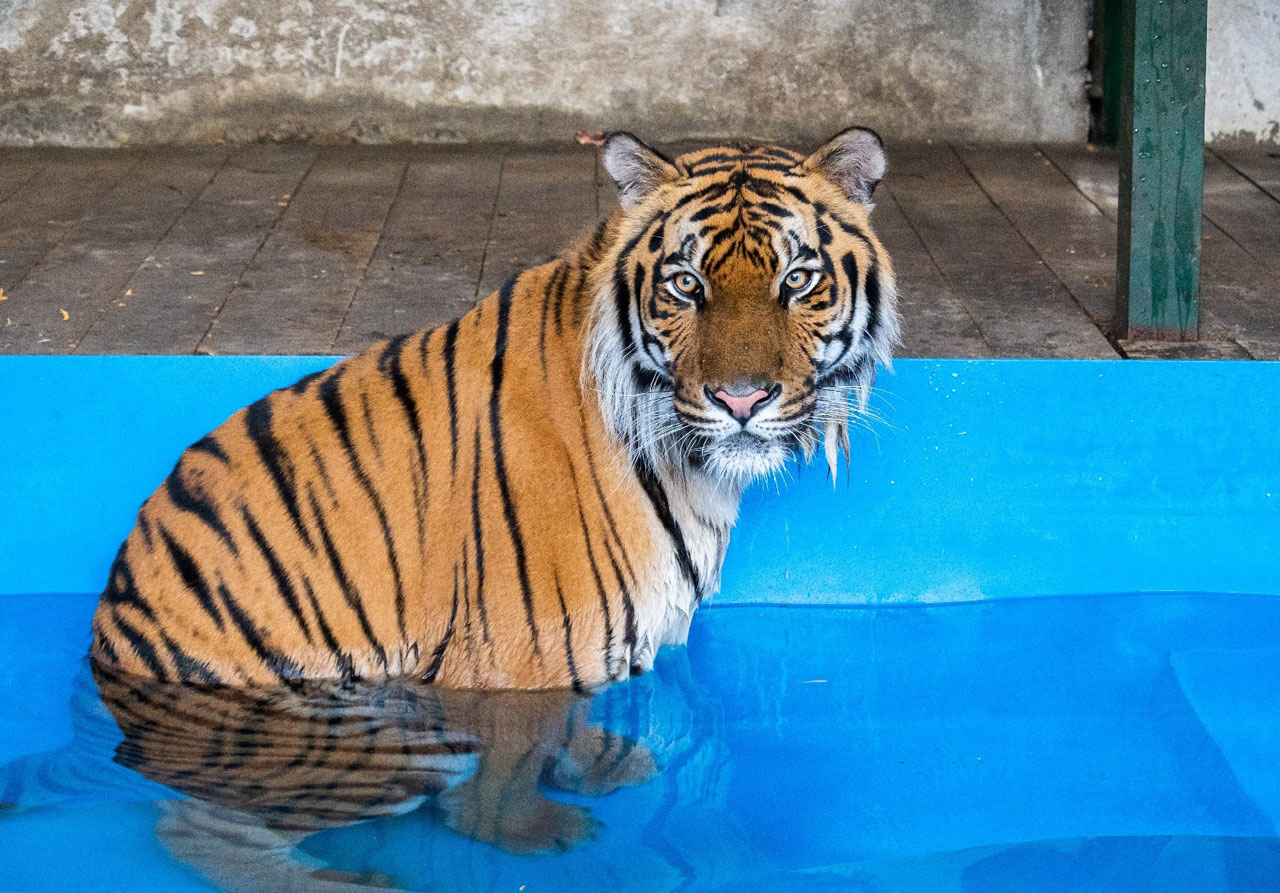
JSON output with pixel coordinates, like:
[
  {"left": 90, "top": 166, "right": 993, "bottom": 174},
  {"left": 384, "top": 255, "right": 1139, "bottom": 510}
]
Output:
[{"left": 3, "top": 592, "right": 1280, "bottom": 891}]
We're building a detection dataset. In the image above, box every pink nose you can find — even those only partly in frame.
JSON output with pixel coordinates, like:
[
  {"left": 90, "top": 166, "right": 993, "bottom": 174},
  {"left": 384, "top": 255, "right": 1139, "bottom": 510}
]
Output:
[{"left": 712, "top": 388, "right": 771, "bottom": 421}]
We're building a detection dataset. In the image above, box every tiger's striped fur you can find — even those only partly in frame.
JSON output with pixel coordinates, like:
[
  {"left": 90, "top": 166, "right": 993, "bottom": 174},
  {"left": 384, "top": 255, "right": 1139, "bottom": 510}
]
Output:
[
  {"left": 91, "top": 664, "right": 657, "bottom": 858},
  {"left": 90, "top": 128, "right": 898, "bottom": 689}
]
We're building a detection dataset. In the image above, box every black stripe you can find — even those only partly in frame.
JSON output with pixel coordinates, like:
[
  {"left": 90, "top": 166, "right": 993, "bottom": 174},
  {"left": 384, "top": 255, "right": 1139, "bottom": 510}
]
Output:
[
  {"left": 489, "top": 275, "right": 541, "bottom": 653},
  {"left": 101, "top": 555, "right": 155, "bottom": 621},
  {"left": 575, "top": 402, "right": 637, "bottom": 584},
  {"left": 688, "top": 201, "right": 732, "bottom": 223},
  {"left": 239, "top": 506, "right": 313, "bottom": 644},
  {"left": 610, "top": 209, "right": 670, "bottom": 360},
  {"left": 442, "top": 319, "right": 462, "bottom": 480},
  {"left": 301, "top": 576, "right": 355, "bottom": 681},
  {"left": 188, "top": 435, "right": 229, "bottom": 464},
  {"left": 555, "top": 579, "right": 585, "bottom": 693},
  {"left": 688, "top": 160, "right": 796, "bottom": 176},
  {"left": 754, "top": 200, "right": 795, "bottom": 221},
  {"left": 319, "top": 368, "right": 408, "bottom": 640},
  {"left": 460, "top": 538, "right": 476, "bottom": 660},
  {"left": 308, "top": 486, "right": 388, "bottom": 671},
  {"left": 158, "top": 525, "right": 224, "bottom": 630},
  {"left": 158, "top": 631, "right": 221, "bottom": 684},
  {"left": 215, "top": 581, "right": 302, "bottom": 682},
  {"left": 381, "top": 334, "right": 432, "bottom": 590},
  {"left": 380, "top": 333, "right": 431, "bottom": 503},
  {"left": 598, "top": 533, "right": 637, "bottom": 657},
  {"left": 574, "top": 498, "right": 615, "bottom": 678},
  {"left": 93, "top": 632, "right": 119, "bottom": 665},
  {"left": 111, "top": 611, "right": 168, "bottom": 680},
  {"left": 635, "top": 458, "right": 702, "bottom": 599},
  {"left": 244, "top": 395, "right": 314, "bottom": 550},
  {"left": 553, "top": 263, "right": 576, "bottom": 337},
  {"left": 423, "top": 566, "right": 460, "bottom": 683},
  {"left": 865, "top": 259, "right": 882, "bottom": 341},
  {"left": 565, "top": 453, "right": 637, "bottom": 672},
  {"left": 165, "top": 468, "right": 238, "bottom": 556},
  {"left": 469, "top": 424, "right": 492, "bottom": 643},
  {"left": 288, "top": 369, "right": 325, "bottom": 395},
  {"left": 838, "top": 252, "right": 861, "bottom": 344},
  {"left": 539, "top": 263, "right": 564, "bottom": 375},
  {"left": 824, "top": 209, "right": 877, "bottom": 252},
  {"left": 612, "top": 266, "right": 637, "bottom": 361},
  {"left": 359, "top": 392, "right": 384, "bottom": 462}
]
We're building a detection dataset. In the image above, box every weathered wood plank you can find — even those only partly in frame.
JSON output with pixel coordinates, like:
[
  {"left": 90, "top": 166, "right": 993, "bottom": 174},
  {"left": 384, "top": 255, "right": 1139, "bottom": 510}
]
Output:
[
  {"left": 887, "top": 143, "right": 1116, "bottom": 358},
  {"left": 332, "top": 148, "right": 503, "bottom": 353},
  {"left": 0, "top": 149, "right": 226, "bottom": 354},
  {"left": 874, "top": 184, "right": 989, "bottom": 358},
  {"left": 1, "top": 143, "right": 1273, "bottom": 359},
  {"left": 76, "top": 146, "right": 316, "bottom": 354},
  {"left": 957, "top": 142, "right": 1116, "bottom": 331},
  {"left": 1120, "top": 339, "right": 1253, "bottom": 360},
  {"left": 0, "top": 150, "right": 45, "bottom": 205},
  {"left": 1212, "top": 146, "right": 1280, "bottom": 204},
  {"left": 1201, "top": 151, "right": 1280, "bottom": 280},
  {"left": 1042, "top": 143, "right": 1280, "bottom": 357},
  {"left": 198, "top": 148, "right": 408, "bottom": 355},
  {"left": 0, "top": 150, "right": 138, "bottom": 300},
  {"left": 1039, "top": 143, "right": 1120, "bottom": 217},
  {"left": 475, "top": 147, "right": 597, "bottom": 299}
]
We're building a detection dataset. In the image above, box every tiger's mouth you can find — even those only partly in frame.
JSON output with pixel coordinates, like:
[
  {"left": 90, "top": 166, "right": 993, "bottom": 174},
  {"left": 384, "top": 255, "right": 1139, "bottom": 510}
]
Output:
[
  {"left": 702, "top": 428, "right": 794, "bottom": 480},
  {"left": 661, "top": 380, "right": 815, "bottom": 481}
]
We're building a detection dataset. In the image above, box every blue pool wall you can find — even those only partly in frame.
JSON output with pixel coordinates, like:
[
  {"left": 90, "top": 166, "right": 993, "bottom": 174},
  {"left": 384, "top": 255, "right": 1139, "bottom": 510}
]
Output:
[{"left": 1, "top": 356, "right": 1277, "bottom": 601}]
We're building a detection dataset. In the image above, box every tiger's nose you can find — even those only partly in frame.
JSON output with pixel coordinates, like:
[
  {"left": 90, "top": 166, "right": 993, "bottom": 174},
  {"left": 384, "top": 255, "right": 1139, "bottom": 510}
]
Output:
[{"left": 706, "top": 382, "right": 780, "bottom": 422}]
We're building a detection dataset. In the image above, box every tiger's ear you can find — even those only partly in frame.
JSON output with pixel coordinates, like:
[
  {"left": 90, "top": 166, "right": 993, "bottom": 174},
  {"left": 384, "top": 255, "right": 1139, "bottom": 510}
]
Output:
[
  {"left": 600, "top": 132, "right": 680, "bottom": 208},
  {"left": 801, "top": 126, "right": 887, "bottom": 206}
]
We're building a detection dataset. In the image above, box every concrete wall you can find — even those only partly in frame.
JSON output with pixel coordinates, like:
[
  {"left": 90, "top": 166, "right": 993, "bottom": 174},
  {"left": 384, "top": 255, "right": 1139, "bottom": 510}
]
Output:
[
  {"left": 1206, "top": 0, "right": 1280, "bottom": 144},
  {"left": 1, "top": 0, "right": 1274, "bottom": 147},
  {"left": 0, "top": 0, "right": 1090, "bottom": 146}
]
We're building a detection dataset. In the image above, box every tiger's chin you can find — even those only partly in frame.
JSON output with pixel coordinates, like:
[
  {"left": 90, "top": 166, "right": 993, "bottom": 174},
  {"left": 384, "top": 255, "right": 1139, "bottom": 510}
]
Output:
[{"left": 700, "top": 431, "right": 792, "bottom": 482}]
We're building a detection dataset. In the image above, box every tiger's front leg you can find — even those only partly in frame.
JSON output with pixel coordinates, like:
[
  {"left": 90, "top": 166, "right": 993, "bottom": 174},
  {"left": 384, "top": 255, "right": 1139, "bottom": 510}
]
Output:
[{"left": 434, "top": 689, "right": 657, "bottom": 853}]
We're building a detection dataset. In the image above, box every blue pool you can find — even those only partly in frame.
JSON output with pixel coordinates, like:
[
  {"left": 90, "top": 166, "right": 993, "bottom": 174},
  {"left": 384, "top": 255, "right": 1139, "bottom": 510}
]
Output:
[
  {"left": 1, "top": 358, "right": 1278, "bottom": 890},
  {"left": 4, "top": 593, "right": 1280, "bottom": 890}
]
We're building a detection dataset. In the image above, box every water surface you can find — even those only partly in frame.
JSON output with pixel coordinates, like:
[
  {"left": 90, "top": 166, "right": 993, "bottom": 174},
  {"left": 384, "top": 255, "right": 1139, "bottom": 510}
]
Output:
[{"left": 3, "top": 592, "right": 1280, "bottom": 890}]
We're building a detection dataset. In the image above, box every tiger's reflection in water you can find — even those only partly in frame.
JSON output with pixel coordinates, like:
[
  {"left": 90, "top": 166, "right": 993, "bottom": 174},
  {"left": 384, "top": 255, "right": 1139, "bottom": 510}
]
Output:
[{"left": 90, "top": 663, "right": 670, "bottom": 885}]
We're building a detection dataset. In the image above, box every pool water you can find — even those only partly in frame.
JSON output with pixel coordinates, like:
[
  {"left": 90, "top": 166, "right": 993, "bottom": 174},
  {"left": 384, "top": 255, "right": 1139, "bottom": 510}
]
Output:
[{"left": 3, "top": 591, "right": 1280, "bottom": 891}]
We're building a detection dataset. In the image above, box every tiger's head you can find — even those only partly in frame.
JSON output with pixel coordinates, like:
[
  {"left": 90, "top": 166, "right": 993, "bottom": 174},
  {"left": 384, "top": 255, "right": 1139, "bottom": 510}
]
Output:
[{"left": 586, "top": 128, "right": 899, "bottom": 483}]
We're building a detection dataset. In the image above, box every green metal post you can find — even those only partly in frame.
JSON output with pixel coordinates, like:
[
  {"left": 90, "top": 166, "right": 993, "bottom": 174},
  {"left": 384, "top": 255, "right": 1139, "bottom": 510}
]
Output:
[{"left": 1115, "top": 0, "right": 1207, "bottom": 341}]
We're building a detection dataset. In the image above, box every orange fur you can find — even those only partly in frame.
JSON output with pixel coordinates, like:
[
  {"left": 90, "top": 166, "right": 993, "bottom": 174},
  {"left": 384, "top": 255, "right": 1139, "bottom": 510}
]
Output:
[{"left": 90, "top": 131, "right": 898, "bottom": 689}]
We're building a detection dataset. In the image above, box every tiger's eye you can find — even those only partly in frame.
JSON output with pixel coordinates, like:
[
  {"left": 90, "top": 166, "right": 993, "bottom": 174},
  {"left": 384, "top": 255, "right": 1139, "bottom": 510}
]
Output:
[
  {"left": 784, "top": 270, "right": 811, "bottom": 290},
  {"left": 672, "top": 273, "right": 700, "bottom": 295}
]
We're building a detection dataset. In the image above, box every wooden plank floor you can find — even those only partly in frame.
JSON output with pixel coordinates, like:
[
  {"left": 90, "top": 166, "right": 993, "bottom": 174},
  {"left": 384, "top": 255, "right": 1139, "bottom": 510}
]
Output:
[{"left": 1, "top": 142, "right": 1277, "bottom": 359}]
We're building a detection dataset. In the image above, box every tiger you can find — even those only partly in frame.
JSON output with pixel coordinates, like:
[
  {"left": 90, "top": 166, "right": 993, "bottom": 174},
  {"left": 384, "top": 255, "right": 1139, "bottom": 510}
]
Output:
[{"left": 90, "top": 126, "right": 899, "bottom": 689}]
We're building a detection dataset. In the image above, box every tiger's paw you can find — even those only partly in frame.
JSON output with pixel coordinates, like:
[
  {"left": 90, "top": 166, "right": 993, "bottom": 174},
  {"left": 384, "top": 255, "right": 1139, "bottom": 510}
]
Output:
[
  {"left": 493, "top": 800, "right": 601, "bottom": 855},
  {"left": 438, "top": 787, "right": 600, "bottom": 855},
  {"left": 544, "top": 727, "right": 659, "bottom": 797}
]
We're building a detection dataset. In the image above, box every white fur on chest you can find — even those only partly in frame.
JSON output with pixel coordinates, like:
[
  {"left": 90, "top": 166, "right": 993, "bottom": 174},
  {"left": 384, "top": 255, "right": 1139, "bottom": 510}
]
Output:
[{"left": 627, "top": 463, "right": 742, "bottom": 673}]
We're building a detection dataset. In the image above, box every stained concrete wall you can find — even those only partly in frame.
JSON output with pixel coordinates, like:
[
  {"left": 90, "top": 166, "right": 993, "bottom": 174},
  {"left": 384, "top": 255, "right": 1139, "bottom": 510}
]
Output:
[
  {"left": 0, "top": 0, "right": 1091, "bottom": 146},
  {"left": 2, "top": 0, "right": 1274, "bottom": 147},
  {"left": 1206, "top": 0, "right": 1280, "bottom": 144}
]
